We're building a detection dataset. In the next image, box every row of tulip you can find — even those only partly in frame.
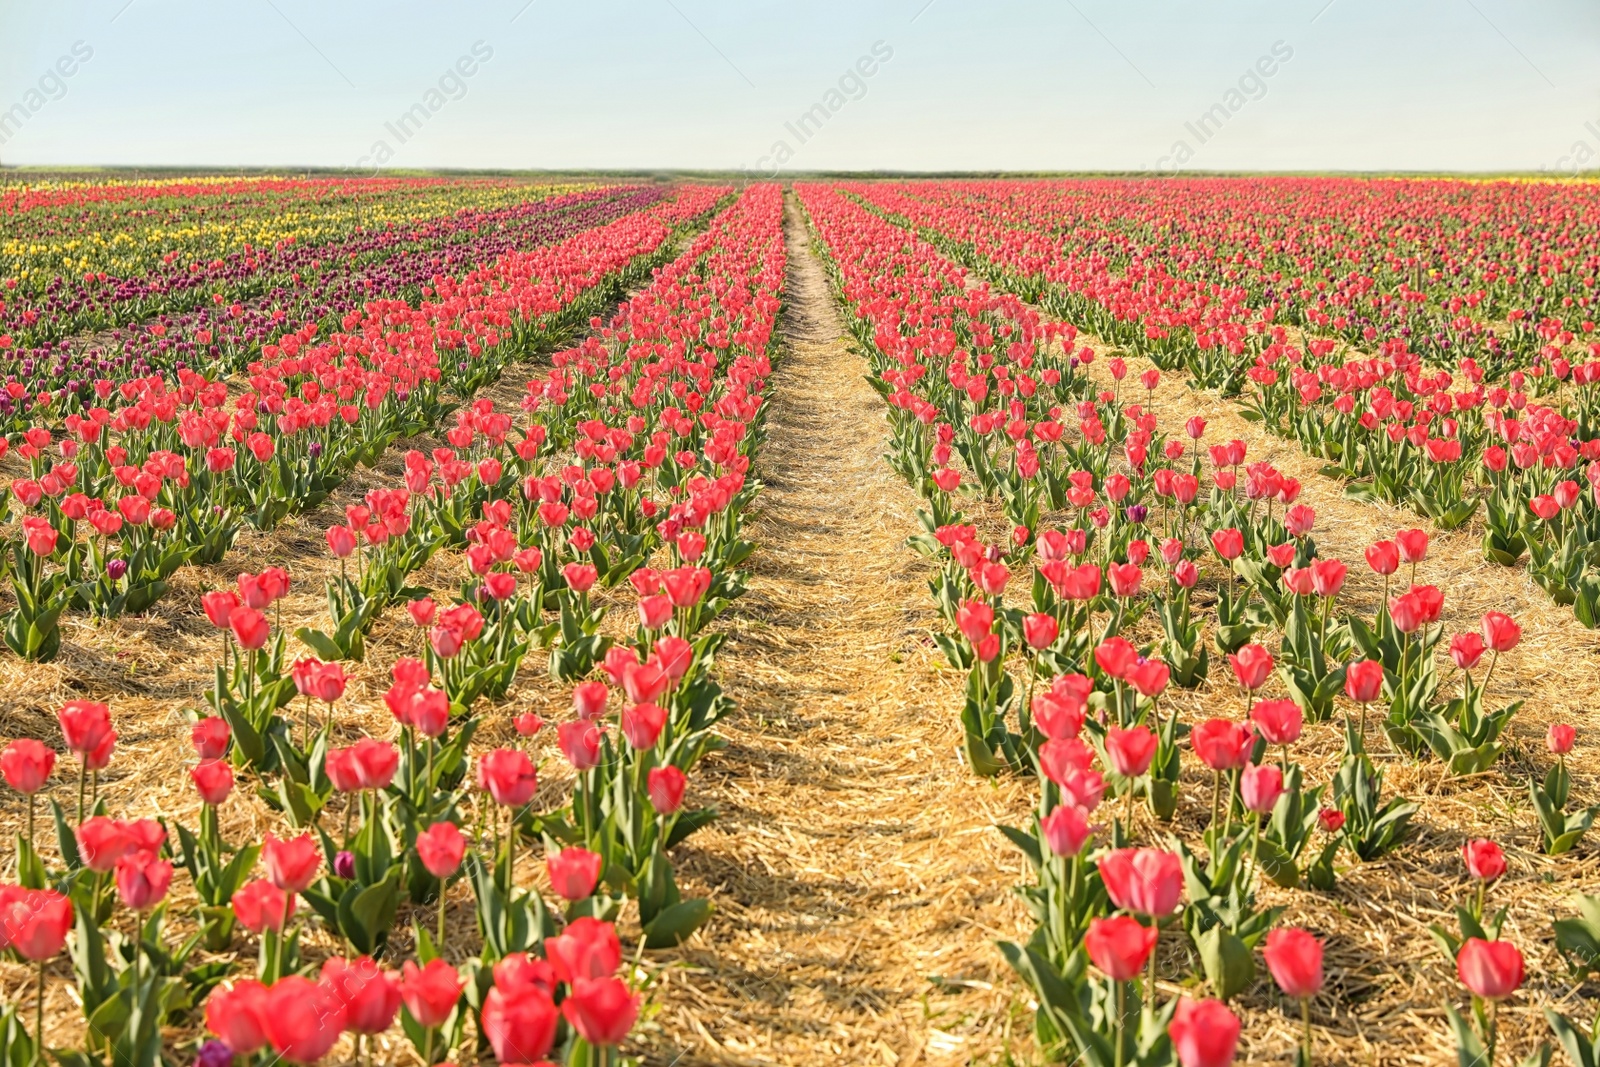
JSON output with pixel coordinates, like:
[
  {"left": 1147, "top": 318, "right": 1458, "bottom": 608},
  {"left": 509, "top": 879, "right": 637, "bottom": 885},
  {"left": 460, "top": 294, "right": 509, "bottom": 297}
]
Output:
[
  {"left": 0, "top": 184, "right": 660, "bottom": 429},
  {"left": 0, "top": 182, "right": 784, "bottom": 1066},
  {"left": 797, "top": 180, "right": 1587, "bottom": 1065},
  {"left": 0, "top": 185, "right": 727, "bottom": 659},
  {"left": 838, "top": 182, "right": 1600, "bottom": 634},
  {"left": 2, "top": 175, "right": 571, "bottom": 350},
  {"left": 836, "top": 179, "right": 1600, "bottom": 382}
]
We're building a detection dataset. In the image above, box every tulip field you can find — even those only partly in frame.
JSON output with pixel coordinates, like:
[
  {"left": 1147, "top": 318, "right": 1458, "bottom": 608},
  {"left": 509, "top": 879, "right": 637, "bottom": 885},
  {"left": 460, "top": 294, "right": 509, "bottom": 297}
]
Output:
[{"left": 3, "top": 174, "right": 1600, "bottom": 1067}]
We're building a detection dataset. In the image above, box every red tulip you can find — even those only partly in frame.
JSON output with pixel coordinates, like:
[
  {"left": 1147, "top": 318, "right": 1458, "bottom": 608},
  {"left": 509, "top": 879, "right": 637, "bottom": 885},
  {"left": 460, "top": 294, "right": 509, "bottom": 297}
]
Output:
[
  {"left": 201, "top": 590, "right": 240, "bottom": 629},
  {"left": 1038, "top": 737, "right": 1095, "bottom": 786},
  {"left": 1107, "top": 561, "right": 1142, "bottom": 597},
  {"left": 400, "top": 957, "right": 464, "bottom": 1030},
  {"left": 545, "top": 916, "right": 623, "bottom": 983},
  {"left": 648, "top": 765, "right": 688, "bottom": 814},
  {"left": 2, "top": 738, "right": 54, "bottom": 793},
  {"left": 311, "top": 662, "right": 347, "bottom": 703},
  {"left": 191, "top": 716, "right": 230, "bottom": 760},
  {"left": 547, "top": 847, "right": 603, "bottom": 901},
  {"left": 326, "top": 525, "right": 357, "bottom": 558},
  {"left": 229, "top": 607, "right": 270, "bottom": 651},
  {"left": 232, "top": 878, "right": 296, "bottom": 934},
  {"left": 1264, "top": 927, "right": 1324, "bottom": 999},
  {"left": 1310, "top": 557, "right": 1346, "bottom": 597},
  {"left": 1032, "top": 674, "right": 1090, "bottom": 739},
  {"left": 1318, "top": 807, "right": 1346, "bottom": 834},
  {"left": 407, "top": 597, "right": 437, "bottom": 627},
  {"left": 558, "top": 720, "right": 603, "bottom": 771},
  {"left": 562, "top": 976, "right": 640, "bottom": 1047},
  {"left": 1452, "top": 630, "right": 1488, "bottom": 670},
  {"left": 477, "top": 747, "right": 538, "bottom": 807},
  {"left": 621, "top": 702, "right": 666, "bottom": 750},
  {"left": 1098, "top": 847, "right": 1183, "bottom": 916},
  {"left": 492, "top": 952, "right": 558, "bottom": 996},
  {"left": 325, "top": 738, "right": 398, "bottom": 793},
  {"left": 58, "top": 699, "right": 113, "bottom": 758},
  {"left": 1039, "top": 804, "right": 1094, "bottom": 856},
  {"left": 322, "top": 956, "right": 400, "bottom": 1035},
  {"left": 1395, "top": 528, "right": 1429, "bottom": 563},
  {"left": 1105, "top": 726, "right": 1157, "bottom": 779},
  {"left": 1250, "top": 699, "right": 1301, "bottom": 747},
  {"left": 1084, "top": 915, "right": 1159, "bottom": 981},
  {"left": 514, "top": 712, "right": 544, "bottom": 737},
  {"left": 1364, "top": 540, "right": 1399, "bottom": 576},
  {"left": 1190, "top": 719, "right": 1255, "bottom": 772},
  {"left": 1481, "top": 611, "right": 1520, "bottom": 653},
  {"left": 263, "top": 832, "right": 321, "bottom": 893},
  {"left": 621, "top": 660, "right": 669, "bottom": 705},
  {"left": 1211, "top": 528, "right": 1244, "bottom": 561},
  {"left": 0, "top": 887, "right": 72, "bottom": 960},
  {"left": 1094, "top": 637, "right": 1139, "bottom": 680},
  {"left": 638, "top": 593, "right": 673, "bottom": 630},
  {"left": 1457, "top": 937, "right": 1524, "bottom": 1000},
  {"left": 262, "top": 975, "right": 348, "bottom": 1064},
  {"left": 1169, "top": 996, "right": 1240, "bottom": 1067},
  {"left": 1128, "top": 659, "right": 1170, "bottom": 698},
  {"left": 1023, "top": 612, "right": 1059, "bottom": 650},
  {"left": 1549, "top": 723, "right": 1576, "bottom": 755},
  {"left": 1227, "top": 644, "right": 1273, "bottom": 691},
  {"left": 416, "top": 821, "right": 467, "bottom": 879},
  {"left": 205, "top": 980, "right": 269, "bottom": 1055},
  {"left": 1463, "top": 839, "right": 1506, "bottom": 881},
  {"left": 482, "top": 983, "right": 559, "bottom": 1064},
  {"left": 191, "top": 759, "right": 235, "bottom": 805},
  {"left": 115, "top": 849, "right": 173, "bottom": 910},
  {"left": 1240, "top": 764, "right": 1284, "bottom": 814},
  {"left": 1344, "top": 659, "right": 1385, "bottom": 703},
  {"left": 77, "top": 816, "right": 133, "bottom": 872}
]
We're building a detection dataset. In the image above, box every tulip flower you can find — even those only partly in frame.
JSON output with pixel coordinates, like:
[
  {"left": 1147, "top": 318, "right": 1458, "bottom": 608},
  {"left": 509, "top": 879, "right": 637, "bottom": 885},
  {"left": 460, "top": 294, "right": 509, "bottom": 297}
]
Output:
[
  {"left": 562, "top": 975, "right": 640, "bottom": 1049},
  {"left": 204, "top": 980, "right": 269, "bottom": 1057},
  {"left": 1039, "top": 804, "right": 1094, "bottom": 857},
  {"left": 322, "top": 956, "right": 400, "bottom": 1040},
  {"left": 1169, "top": 996, "right": 1240, "bottom": 1067},
  {"left": 1240, "top": 763, "right": 1284, "bottom": 815},
  {"left": 191, "top": 716, "right": 230, "bottom": 760},
  {"left": 59, "top": 699, "right": 114, "bottom": 822},
  {"left": 546, "top": 916, "right": 624, "bottom": 985},
  {"left": 1191, "top": 718, "right": 1255, "bottom": 832},
  {"left": 2, "top": 737, "right": 54, "bottom": 850},
  {"left": 1264, "top": 927, "right": 1324, "bottom": 1063},
  {"left": 483, "top": 982, "right": 559, "bottom": 1065},
  {"left": 262, "top": 975, "right": 348, "bottom": 1065},
  {"left": 1456, "top": 937, "right": 1524, "bottom": 1064},
  {"left": 401, "top": 957, "right": 465, "bottom": 1062},
  {"left": 547, "top": 846, "right": 604, "bottom": 901},
  {"left": 1549, "top": 723, "right": 1576, "bottom": 756},
  {"left": 263, "top": 832, "right": 320, "bottom": 893},
  {"left": 648, "top": 765, "right": 688, "bottom": 814},
  {"left": 1343, "top": 658, "right": 1385, "bottom": 739},
  {"left": 417, "top": 820, "right": 467, "bottom": 945},
  {"left": 1085, "top": 914, "right": 1158, "bottom": 982},
  {"left": 191, "top": 759, "right": 234, "bottom": 806},
  {"left": 1250, "top": 698, "right": 1301, "bottom": 766},
  {"left": 232, "top": 878, "right": 295, "bottom": 935},
  {"left": 1462, "top": 838, "right": 1506, "bottom": 919},
  {"left": 2, "top": 886, "right": 72, "bottom": 1058},
  {"left": 1227, "top": 643, "right": 1273, "bottom": 700}
]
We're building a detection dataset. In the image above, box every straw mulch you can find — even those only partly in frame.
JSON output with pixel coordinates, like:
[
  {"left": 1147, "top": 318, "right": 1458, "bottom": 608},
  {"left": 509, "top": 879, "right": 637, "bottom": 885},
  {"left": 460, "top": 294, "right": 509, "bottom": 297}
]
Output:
[{"left": 635, "top": 195, "right": 1039, "bottom": 1066}]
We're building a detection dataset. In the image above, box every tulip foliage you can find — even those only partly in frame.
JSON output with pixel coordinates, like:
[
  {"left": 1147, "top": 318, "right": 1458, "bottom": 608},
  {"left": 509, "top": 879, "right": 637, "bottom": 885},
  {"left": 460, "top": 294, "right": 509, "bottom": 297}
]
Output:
[{"left": 0, "top": 183, "right": 782, "bottom": 1066}]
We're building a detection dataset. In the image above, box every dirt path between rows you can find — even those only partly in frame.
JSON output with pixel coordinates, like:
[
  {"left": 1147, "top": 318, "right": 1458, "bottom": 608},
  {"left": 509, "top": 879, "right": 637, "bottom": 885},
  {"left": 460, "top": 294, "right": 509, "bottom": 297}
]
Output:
[{"left": 642, "top": 195, "right": 1035, "bottom": 1066}]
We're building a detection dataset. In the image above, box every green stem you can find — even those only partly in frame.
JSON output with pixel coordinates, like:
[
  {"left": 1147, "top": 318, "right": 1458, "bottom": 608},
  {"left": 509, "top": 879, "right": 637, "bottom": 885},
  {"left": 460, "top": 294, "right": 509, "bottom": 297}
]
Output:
[
  {"left": 437, "top": 887, "right": 448, "bottom": 950},
  {"left": 34, "top": 957, "right": 44, "bottom": 1067},
  {"left": 1146, "top": 928, "right": 1158, "bottom": 1012},
  {"left": 76, "top": 760, "right": 86, "bottom": 826},
  {"left": 1114, "top": 980, "right": 1126, "bottom": 1067},
  {"left": 1301, "top": 996, "right": 1313, "bottom": 1065}
]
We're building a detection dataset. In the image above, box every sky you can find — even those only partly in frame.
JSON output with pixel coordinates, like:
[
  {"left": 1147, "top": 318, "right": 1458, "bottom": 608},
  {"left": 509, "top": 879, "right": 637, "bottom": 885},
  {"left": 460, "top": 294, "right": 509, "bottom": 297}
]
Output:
[{"left": 1, "top": 0, "right": 1599, "bottom": 174}]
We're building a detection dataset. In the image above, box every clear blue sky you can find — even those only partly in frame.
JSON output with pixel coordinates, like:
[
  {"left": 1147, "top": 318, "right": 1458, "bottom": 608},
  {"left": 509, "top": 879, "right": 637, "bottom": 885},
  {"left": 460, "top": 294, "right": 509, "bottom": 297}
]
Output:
[{"left": 2, "top": 0, "right": 1598, "bottom": 173}]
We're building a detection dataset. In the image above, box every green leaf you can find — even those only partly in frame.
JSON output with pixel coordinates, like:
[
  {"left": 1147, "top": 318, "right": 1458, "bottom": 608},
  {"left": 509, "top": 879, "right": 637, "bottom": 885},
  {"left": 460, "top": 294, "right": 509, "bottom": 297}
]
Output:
[
  {"left": 641, "top": 898, "right": 713, "bottom": 948},
  {"left": 1197, "top": 925, "right": 1255, "bottom": 1002}
]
